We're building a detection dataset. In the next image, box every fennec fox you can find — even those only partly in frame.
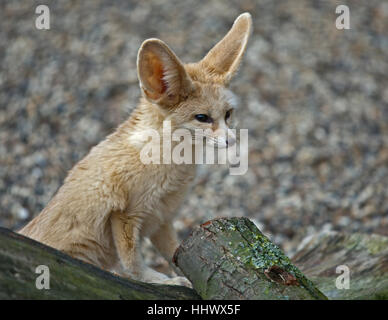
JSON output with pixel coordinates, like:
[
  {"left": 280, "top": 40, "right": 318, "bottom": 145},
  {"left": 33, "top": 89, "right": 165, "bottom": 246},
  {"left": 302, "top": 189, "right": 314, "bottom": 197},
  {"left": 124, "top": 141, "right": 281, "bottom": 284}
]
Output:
[{"left": 19, "top": 13, "right": 252, "bottom": 285}]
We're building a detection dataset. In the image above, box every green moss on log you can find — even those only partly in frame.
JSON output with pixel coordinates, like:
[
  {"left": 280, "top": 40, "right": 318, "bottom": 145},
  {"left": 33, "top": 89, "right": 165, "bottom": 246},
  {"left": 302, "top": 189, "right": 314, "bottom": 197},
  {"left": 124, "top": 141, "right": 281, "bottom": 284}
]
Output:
[
  {"left": 174, "top": 217, "right": 328, "bottom": 300},
  {"left": 0, "top": 227, "right": 200, "bottom": 300}
]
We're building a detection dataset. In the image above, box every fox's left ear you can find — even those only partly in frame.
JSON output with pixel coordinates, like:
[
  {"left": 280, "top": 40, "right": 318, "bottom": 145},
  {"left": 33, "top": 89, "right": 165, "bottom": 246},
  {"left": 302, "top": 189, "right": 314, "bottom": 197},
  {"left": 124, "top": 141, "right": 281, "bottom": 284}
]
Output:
[{"left": 200, "top": 13, "right": 252, "bottom": 85}]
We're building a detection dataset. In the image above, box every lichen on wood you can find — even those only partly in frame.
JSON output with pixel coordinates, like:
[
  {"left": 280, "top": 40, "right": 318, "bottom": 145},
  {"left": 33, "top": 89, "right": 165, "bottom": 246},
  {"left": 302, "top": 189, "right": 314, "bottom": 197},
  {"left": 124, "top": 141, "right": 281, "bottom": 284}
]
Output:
[{"left": 174, "top": 217, "right": 328, "bottom": 300}]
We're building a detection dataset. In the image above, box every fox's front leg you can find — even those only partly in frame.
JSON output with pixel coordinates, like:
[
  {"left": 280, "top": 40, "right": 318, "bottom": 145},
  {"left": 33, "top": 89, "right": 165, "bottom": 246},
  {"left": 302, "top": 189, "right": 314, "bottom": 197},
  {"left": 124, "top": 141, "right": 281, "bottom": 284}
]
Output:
[
  {"left": 150, "top": 222, "right": 192, "bottom": 287},
  {"left": 150, "top": 187, "right": 193, "bottom": 265},
  {"left": 150, "top": 222, "right": 179, "bottom": 264},
  {"left": 110, "top": 211, "right": 168, "bottom": 282}
]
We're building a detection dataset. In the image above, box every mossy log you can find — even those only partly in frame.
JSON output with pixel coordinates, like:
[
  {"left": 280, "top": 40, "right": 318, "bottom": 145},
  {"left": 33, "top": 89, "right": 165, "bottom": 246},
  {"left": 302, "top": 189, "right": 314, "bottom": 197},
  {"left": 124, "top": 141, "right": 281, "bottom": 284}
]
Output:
[
  {"left": 292, "top": 231, "right": 388, "bottom": 300},
  {"left": 173, "top": 217, "right": 328, "bottom": 300},
  {"left": 3, "top": 219, "right": 385, "bottom": 300},
  {"left": 0, "top": 227, "right": 200, "bottom": 300}
]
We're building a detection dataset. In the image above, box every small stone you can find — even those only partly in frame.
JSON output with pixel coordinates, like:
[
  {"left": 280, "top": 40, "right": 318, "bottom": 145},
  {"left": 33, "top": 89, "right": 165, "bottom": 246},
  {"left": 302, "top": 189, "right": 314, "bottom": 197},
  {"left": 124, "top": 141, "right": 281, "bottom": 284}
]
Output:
[{"left": 17, "top": 208, "right": 29, "bottom": 220}]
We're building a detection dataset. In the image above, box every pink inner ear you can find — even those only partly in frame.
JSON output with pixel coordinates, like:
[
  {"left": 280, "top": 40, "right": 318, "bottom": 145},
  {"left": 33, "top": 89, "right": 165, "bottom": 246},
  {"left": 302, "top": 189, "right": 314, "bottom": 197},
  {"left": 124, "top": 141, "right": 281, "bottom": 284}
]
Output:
[
  {"left": 148, "top": 53, "right": 168, "bottom": 95},
  {"left": 161, "top": 77, "right": 168, "bottom": 94}
]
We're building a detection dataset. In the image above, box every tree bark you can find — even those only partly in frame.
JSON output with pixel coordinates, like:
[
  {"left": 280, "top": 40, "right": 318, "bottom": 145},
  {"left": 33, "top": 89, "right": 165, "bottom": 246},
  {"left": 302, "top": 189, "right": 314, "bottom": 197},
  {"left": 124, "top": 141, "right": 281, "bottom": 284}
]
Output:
[
  {"left": 0, "top": 227, "right": 200, "bottom": 300},
  {"left": 292, "top": 231, "right": 388, "bottom": 300},
  {"left": 3, "top": 219, "right": 386, "bottom": 300},
  {"left": 173, "top": 217, "right": 328, "bottom": 300}
]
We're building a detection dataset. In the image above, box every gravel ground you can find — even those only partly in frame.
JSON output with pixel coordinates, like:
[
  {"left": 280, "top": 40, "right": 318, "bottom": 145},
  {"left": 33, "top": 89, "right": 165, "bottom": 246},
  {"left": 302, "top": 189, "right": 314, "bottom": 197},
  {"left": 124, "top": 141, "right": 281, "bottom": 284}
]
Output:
[{"left": 1, "top": 0, "right": 387, "bottom": 267}]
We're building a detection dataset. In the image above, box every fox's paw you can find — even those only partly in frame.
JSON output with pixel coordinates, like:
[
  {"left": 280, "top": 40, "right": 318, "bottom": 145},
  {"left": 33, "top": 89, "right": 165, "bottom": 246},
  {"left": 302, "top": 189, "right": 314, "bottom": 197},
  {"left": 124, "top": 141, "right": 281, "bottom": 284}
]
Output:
[
  {"left": 125, "top": 267, "right": 192, "bottom": 287},
  {"left": 158, "top": 276, "right": 192, "bottom": 288}
]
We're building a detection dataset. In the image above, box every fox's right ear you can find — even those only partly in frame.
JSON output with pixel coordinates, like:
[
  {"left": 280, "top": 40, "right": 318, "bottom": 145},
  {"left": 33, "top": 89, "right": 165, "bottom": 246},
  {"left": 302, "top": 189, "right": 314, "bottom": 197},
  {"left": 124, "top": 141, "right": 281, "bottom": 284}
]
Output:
[{"left": 137, "top": 39, "right": 194, "bottom": 107}]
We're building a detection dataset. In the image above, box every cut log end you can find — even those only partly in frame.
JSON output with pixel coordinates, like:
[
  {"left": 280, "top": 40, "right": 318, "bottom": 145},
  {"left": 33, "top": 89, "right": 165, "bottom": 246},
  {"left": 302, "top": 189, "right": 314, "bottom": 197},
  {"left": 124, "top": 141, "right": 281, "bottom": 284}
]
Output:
[{"left": 174, "top": 217, "right": 328, "bottom": 300}]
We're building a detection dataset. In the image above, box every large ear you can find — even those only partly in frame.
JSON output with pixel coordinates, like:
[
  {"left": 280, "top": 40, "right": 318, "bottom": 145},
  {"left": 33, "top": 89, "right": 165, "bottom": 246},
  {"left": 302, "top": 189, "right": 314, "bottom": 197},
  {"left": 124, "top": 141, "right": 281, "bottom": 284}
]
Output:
[
  {"left": 137, "top": 38, "right": 194, "bottom": 107},
  {"left": 200, "top": 13, "right": 252, "bottom": 84}
]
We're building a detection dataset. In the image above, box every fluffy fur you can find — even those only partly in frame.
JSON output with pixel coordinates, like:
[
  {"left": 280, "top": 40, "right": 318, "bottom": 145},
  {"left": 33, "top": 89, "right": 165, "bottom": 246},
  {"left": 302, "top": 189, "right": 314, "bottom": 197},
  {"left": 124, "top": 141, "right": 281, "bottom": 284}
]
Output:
[{"left": 19, "top": 13, "right": 252, "bottom": 284}]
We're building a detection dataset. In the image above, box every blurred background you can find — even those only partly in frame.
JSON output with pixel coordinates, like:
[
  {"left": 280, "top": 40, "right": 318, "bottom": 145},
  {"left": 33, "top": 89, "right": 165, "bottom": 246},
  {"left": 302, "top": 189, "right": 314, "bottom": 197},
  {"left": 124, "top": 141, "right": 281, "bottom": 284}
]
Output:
[{"left": 0, "top": 0, "right": 387, "bottom": 266}]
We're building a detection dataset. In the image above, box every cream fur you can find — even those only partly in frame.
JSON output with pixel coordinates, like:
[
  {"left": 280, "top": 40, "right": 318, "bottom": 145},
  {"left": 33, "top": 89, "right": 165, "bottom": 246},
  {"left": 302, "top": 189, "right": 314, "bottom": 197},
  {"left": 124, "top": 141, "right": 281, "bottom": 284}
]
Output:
[{"left": 19, "top": 13, "right": 252, "bottom": 285}]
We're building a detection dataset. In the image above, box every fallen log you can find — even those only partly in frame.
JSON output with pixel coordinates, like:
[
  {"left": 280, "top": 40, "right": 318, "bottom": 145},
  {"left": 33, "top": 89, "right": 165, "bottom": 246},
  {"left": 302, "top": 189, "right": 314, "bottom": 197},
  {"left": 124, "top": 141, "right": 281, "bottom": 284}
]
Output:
[
  {"left": 3, "top": 218, "right": 385, "bottom": 300},
  {"left": 0, "top": 227, "right": 200, "bottom": 300},
  {"left": 173, "top": 217, "right": 328, "bottom": 300},
  {"left": 292, "top": 231, "right": 388, "bottom": 300}
]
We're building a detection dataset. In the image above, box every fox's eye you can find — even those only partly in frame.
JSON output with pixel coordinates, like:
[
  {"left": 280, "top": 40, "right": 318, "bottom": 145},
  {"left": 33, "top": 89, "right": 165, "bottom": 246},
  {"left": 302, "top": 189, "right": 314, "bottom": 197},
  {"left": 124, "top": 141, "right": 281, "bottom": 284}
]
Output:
[
  {"left": 195, "top": 114, "right": 212, "bottom": 123},
  {"left": 225, "top": 109, "right": 233, "bottom": 121}
]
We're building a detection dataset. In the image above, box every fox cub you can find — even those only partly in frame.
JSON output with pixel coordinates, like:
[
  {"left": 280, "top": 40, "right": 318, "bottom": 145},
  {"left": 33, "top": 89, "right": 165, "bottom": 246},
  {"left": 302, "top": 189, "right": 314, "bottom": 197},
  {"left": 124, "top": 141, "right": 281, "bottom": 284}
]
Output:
[{"left": 19, "top": 13, "right": 252, "bottom": 285}]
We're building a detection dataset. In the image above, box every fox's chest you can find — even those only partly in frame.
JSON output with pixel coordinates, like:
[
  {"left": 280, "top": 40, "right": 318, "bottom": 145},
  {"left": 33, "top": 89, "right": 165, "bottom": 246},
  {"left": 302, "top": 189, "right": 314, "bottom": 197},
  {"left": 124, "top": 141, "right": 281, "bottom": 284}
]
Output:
[
  {"left": 131, "top": 164, "right": 196, "bottom": 237},
  {"left": 152, "top": 164, "right": 195, "bottom": 200},
  {"left": 131, "top": 163, "right": 196, "bottom": 212}
]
